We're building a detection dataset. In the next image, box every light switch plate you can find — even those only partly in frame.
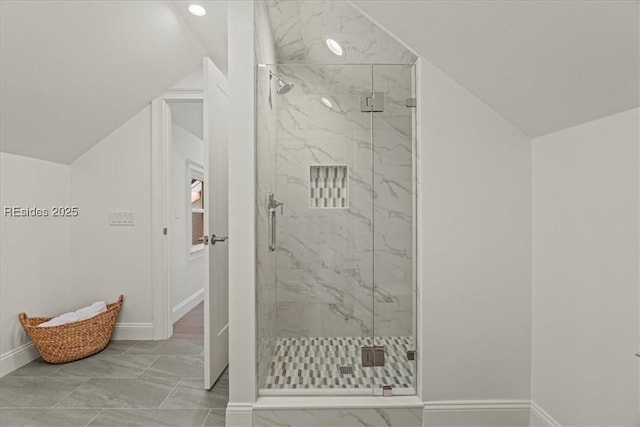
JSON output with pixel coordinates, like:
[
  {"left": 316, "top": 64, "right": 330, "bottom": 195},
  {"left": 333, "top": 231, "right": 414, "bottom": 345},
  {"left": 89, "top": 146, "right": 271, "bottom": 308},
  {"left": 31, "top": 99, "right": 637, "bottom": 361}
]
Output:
[{"left": 109, "top": 211, "right": 135, "bottom": 226}]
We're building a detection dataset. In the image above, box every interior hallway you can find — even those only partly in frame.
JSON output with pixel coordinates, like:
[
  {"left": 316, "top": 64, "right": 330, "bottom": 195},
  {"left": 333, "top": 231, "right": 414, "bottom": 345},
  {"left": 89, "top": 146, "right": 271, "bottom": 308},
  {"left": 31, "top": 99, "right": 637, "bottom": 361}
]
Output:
[{"left": 0, "top": 303, "right": 227, "bottom": 427}]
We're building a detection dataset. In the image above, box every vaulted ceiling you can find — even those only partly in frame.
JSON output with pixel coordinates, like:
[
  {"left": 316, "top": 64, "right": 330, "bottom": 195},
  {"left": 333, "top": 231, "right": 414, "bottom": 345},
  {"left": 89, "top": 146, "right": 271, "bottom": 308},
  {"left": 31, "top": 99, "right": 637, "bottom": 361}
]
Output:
[
  {"left": 353, "top": 0, "right": 639, "bottom": 137},
  {"left": 1, "top": 1, "right": 637, "bottom": 165},
  {"left": 0, "top": 0, "right": 227, "bottom": 164}
]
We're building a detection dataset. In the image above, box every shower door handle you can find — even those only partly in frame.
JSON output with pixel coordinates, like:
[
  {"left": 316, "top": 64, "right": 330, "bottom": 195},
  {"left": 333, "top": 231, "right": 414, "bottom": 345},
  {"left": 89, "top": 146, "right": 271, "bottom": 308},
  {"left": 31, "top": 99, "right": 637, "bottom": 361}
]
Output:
[
  {"left": 268, "top": 208, "right": 276, "bottom": 252},
  {"left": 267, "top": 192, "right": 283, "bottom": 253}
]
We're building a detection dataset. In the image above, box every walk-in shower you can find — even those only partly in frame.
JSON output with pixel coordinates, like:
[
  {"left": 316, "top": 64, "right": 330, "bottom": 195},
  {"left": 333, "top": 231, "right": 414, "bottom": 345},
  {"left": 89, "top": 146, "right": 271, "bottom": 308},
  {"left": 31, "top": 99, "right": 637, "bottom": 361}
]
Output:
[{"left": 255, "top": 0, "right": 417, "bottom": 398}]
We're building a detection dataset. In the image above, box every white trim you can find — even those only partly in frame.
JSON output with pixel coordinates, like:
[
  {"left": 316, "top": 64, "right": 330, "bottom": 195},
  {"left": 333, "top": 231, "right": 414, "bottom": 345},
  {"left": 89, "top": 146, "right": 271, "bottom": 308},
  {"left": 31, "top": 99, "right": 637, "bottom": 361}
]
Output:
[
  {"left": 255, "top": 395, "right": 423, "bottom": 410},
  {"left": 530, "top": 401, "right": 562, "bottom": 427},
  {"left": 226, "top": 403, "right": 254, "bottom": 427},
  {"left": 172, "top": 288, "right": 205, "bottom": 324},
  {"left": 0, "top": 342, "right": 39, "bottom": 377},
  {"left": 151, "top": 97, "right": 171, "bottom": 340},
  {"left": 151, "top": 90, "right": 205, "bottom": 341},
  {"left": 423, "top": 399, "right": 531, "bottom": 412},
  {"left": 111, "top": 322, "right": 154, "bottom": 340}
]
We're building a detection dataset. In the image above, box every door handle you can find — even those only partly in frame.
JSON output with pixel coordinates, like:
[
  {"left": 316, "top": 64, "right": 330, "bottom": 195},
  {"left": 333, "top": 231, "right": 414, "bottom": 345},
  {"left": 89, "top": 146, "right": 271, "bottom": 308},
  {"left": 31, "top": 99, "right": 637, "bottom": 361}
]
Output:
[
  {"left": 211, "top": 234, "right": 228, "bottom": 245},
  {"left": 199, "top": 235, "right": 209, "bottom": 245}
]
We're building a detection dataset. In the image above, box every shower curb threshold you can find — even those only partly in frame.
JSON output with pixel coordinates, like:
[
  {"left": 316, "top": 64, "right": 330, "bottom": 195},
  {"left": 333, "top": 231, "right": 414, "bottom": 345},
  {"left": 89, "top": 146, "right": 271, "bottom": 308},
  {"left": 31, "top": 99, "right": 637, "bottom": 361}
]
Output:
[{"left": 254, "top": 395, "right": 423, "bottom": 409}]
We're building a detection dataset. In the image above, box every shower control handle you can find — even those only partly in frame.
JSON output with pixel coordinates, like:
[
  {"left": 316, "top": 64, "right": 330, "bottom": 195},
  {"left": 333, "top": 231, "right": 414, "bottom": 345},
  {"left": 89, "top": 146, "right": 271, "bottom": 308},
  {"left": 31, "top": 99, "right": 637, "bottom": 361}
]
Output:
[{"left": 267, "top": 192, "right": 283, "bottom": 252}]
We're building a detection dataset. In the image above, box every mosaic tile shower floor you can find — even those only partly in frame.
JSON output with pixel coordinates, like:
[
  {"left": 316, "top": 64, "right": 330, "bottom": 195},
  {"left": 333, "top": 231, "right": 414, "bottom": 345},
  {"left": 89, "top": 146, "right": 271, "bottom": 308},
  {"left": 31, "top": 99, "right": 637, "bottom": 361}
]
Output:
[{"left": 263, "top": 336, "right": 415, "bottom": 392}]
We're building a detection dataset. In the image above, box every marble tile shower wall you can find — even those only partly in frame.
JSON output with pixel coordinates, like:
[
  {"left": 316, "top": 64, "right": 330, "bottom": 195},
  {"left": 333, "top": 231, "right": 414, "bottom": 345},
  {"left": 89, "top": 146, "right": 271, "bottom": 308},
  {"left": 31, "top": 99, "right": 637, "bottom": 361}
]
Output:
[
  {"left": 265, "top": 0, "right": 416, "bottom": 64},
  {"left": 255, "top": 0, "right": 278, "bottom": 390},
  {"left": 273, "top": 64, "right": 415, "bottom": 339}
]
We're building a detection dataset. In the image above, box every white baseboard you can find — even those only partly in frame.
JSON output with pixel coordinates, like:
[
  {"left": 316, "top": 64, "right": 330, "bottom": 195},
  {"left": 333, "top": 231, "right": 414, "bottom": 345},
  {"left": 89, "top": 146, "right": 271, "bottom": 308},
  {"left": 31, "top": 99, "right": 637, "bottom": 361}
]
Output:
[
  {"left": 171, "top": 288, "right": 204, "bottom": 324},
  {"left": 0, "top": 342, "right": 40, "bottom": 377},
  {"left": 423, "top": 400, "right": 531, "bottom": 427},
  {"left": 111, "top": 322, "right": 154, "bottom": 340},
  {"left": 530, "top": 401, "right": 562, "bottom": 427},
  {"left": 0, "top": 322, "right": 154, "bottom": 377},
  {"left": 226, "top": 403, "right": 254, "bottom": 427}
]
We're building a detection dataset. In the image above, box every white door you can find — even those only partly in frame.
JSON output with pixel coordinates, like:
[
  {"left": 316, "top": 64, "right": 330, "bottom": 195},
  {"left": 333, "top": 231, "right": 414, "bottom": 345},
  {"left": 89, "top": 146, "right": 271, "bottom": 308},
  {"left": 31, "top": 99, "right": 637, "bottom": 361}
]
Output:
[{"left": 203, "top": 57, "right": 229, "bottom": 389}]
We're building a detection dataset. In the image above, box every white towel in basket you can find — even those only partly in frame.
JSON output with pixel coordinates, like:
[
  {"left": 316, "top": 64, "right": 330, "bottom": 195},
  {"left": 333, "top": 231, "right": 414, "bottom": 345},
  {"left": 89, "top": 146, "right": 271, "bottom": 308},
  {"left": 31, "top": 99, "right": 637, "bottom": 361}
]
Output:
[{"left": 38, "top": 301, "right": 107, "bottom": 327}]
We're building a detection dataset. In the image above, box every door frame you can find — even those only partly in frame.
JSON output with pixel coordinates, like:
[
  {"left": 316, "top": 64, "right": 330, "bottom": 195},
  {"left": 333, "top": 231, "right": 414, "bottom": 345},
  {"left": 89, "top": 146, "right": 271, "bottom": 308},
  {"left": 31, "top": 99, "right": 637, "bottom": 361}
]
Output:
[{"left": 151, "top": 89, "right": 204, "bottom": 340}]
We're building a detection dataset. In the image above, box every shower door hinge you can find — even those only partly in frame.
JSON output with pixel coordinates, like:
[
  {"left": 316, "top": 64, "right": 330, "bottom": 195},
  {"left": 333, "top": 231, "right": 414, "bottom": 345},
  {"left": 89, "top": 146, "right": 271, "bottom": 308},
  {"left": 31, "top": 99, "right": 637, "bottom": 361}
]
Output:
[
  {"left": 382, "top": 385, "right": 393, "bottom": 397},
  {"left": 406, "top": 97, "right": 417, "bottom": 108},
  {"left": 407, "top": 350, "right": 416, "bottom": 361},
  {"left": 361, "top": 92, "right": 384, "bottom": 112},
  {"left": 362, "top": 345, "right": 385, "bottom": 367}
]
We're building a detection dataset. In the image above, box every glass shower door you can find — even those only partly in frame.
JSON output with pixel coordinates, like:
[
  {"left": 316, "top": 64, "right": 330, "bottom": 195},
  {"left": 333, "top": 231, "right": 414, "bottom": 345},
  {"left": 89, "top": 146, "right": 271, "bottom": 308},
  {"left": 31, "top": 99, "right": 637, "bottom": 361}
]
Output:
[
  {"left": 371, "top": 64, "right": 417, "bottom": 396},
  {"left": 257, "top": 63, "right": 376, "bottom": 393}
]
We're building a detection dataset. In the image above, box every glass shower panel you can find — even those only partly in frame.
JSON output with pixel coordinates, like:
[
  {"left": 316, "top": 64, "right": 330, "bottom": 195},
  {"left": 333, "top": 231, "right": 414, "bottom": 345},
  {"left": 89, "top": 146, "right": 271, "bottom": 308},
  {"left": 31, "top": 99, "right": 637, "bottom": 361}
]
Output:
[
  {"left": 371, "top": 64, "right": 417, "bottom": 396},
  {"left": 256, "top": 64, "right": 375, "bottom": 394}
]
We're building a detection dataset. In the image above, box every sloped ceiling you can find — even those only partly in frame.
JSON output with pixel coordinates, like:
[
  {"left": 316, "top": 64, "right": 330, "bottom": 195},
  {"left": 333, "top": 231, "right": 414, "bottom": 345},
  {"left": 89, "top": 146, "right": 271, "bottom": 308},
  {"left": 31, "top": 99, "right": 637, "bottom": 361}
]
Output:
[
  {"left": 0, "top": 1, "right": 224, "bottom": 164},
  {"left": 353, "top": 0, "right": 639, "bottom": 137},
  {"left": 170, "top": 100, "right": 204, "bottom": 140}
]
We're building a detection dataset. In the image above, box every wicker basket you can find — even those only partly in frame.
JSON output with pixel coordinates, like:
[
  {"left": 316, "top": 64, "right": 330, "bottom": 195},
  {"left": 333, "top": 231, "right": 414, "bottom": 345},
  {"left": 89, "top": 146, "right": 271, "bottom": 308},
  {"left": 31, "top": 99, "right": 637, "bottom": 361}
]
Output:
[{"left": 18, "top": 295, "right": 124, "bottom": 364}]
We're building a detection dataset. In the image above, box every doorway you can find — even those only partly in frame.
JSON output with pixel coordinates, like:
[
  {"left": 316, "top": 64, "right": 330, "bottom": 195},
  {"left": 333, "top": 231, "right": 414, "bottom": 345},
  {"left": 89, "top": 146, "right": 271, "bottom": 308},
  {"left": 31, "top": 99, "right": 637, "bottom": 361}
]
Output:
[
  {"left": 151, "top": 58, "right": 230, "bottom": 390},
  {"left": 167, "top": 99, "right": 205, "bottom": 342}
]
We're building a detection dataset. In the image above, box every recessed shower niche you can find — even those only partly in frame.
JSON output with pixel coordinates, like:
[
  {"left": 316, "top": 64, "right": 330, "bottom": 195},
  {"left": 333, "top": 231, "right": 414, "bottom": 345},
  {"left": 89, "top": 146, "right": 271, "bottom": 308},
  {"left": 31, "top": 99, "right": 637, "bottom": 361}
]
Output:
[{"left": 310, "top": 165, "right": 348, "bottom": 209}]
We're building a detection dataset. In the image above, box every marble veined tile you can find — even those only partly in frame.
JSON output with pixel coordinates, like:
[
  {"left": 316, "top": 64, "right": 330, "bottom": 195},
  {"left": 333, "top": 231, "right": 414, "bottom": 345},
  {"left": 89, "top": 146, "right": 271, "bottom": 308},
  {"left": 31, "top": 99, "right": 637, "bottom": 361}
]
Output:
[
  {"left": 51, "top": 354, "right": 157, "bottom": 378},
  {"left": 253, "top": 407, "right": 422, "bottom": 427},
  {"left": 88, "top": 409, "right": 209, "bottom": 427},
  {"left": 160, "top": 378, "right": 228, "bottom": 409},
  {"left": 54, "top": 377, "right": 177, "bottom": 409},
  {"left": 0, "top": 377, "right": 86, "bottom": 408},
  {"left": 265, "top": 0, "right": 416, "bottom": 65},
  {"left": 6, "top": 358, "right": 62, "bottom": 377},
  {"left": 124, "top": 339, "right": 203, "bottom": 356},
  {"left": 0, "top": 408, "right": 100, "bottom": 427},
  {"left": 140, "top": 356, "right": 204, "bottom": 379},
  {"left": 203, "top": 409, "right": 226, "bottom": 427}
]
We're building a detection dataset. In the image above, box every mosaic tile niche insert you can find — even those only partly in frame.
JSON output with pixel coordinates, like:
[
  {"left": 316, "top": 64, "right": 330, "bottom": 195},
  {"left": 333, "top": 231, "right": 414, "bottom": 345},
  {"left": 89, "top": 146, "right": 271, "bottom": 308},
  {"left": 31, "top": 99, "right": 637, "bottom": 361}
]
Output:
[{"left": 310, "top": 165, "right": 348, "bottom": 208}]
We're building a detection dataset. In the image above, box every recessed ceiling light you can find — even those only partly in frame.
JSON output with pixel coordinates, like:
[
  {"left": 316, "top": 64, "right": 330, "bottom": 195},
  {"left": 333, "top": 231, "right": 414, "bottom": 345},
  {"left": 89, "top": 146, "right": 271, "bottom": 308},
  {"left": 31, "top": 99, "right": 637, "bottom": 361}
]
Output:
[
  {"left": 188, "top": 4, "right": 206, "bottom": 16},
  {"left": 325, "top": 38, "right": 343, "bottom": 56},
  {"left": 321, "top": 97, "right": 333, "bottom": 109}
]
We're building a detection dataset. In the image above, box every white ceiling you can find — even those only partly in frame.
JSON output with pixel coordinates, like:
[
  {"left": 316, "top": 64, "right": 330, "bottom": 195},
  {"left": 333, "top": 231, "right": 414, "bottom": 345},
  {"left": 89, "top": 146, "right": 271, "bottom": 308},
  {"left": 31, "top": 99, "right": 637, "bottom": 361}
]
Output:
[
  {"left": 0, "top": 1, "right": 227, "bottom": 164},
  {"left": 353, "top": 0, "right": 639, "bottom": 137},
  {"left": 172, "top": 1, "right": 228, "bottom": 75},
  {"left": 1, "top": 1, "right": 636, "bottom": 164},
  {"left": 170, "top": 100, "right": 204, "bottom": 140}
]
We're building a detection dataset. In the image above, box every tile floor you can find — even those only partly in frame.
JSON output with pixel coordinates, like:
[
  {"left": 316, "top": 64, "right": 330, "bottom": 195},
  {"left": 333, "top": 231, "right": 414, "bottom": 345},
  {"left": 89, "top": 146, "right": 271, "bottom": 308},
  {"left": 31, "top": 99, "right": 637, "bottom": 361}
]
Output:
[
  {"left": 0, "top": 307, "right": 228, "bottom": 427},
  {"left": 264, "top": 336, "right": 415, "bottom": 392}
]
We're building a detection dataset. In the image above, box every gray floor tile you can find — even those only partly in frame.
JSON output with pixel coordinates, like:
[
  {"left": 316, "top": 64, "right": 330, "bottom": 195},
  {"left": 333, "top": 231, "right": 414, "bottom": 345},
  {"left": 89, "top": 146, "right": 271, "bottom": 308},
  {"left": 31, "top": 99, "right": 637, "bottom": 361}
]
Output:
[
  {"left": 203, "top": 409, "right": 226, "bottom": 427},
  {"left": 0, "top": 377, "right": 86, "bottom": 408},
  {"left": 99, "top": 340, "right": 137, "bottom": 355},
  {"left": 55, "top": 377, "right": 177, "bottom": 409},
  {"left": 6, "top": 358, "right": 62, "bottom": 377},
  {"left": 160, "top": 379, "right": 228, "bottom": 409},
  {"left": 51, "top": 354, "right": 158, "bottom": 378},
  {"left": 87, "top": 409, "right": 209, "bottom": 427},
  {"left": 125, "top": 340, "right": 203, "bottom": 356},
  {"left": 0, "top": 408, "right": 100, "bottom": 427},
  {"left": 140, "top": 356, "right": 203, "bottom": 379}
]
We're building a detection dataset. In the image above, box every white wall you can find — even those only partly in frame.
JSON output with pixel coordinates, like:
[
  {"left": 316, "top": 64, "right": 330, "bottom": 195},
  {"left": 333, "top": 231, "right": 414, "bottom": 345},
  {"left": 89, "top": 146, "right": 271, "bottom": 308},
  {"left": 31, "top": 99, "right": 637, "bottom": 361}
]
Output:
[
  {"left": 227, "top": 1, "right": 256, "bottom": 425},
  {"left": 419, "top": 59, "right": 533, "bottom": 405},
  {"left": 70, "top": 106, "right": 153, "bottom": 340},
  {"left": 531, "top": 108, "right": 640, "bottom": 426},
  {"left": 0, "top": 153, "right": 72, "bottom": 375},
  {"left": 169, "top": 122, "right": 204, "bottom": 322}
]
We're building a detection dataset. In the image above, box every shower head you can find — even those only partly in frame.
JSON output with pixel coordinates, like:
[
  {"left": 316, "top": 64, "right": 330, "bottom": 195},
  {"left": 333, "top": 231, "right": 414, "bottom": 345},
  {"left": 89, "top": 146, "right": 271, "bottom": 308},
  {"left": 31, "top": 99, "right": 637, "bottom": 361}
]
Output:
[{"left": 270, "top": 71, "right": 295, "bottom": 95}]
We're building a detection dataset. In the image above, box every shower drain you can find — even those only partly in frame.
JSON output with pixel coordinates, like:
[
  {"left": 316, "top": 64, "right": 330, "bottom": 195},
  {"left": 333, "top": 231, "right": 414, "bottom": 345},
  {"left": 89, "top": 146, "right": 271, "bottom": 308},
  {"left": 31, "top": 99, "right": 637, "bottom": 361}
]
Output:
[{"left": 339, "top": 366, "right": 354, "bottom": 375}]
